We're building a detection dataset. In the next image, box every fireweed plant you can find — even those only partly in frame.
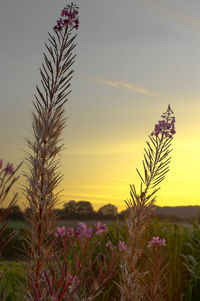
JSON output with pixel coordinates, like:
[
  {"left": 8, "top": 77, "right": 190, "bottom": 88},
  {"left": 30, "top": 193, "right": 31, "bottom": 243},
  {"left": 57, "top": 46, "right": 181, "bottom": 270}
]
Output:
[
  {"left": 0, "top": 159, "right": 22, "bottom": 299},
  {"left": 21, "top": 3, "right": 125, "bottom": 300},
  {"left": 22, "top": 2, "right": 80, "bottom": 299},
  {"left": 143, "top": 236, "right": 168, "bottom": 301},
  {"left": 117, "top": 105, "right": 176, "bottom": 301},
  {"left": 33, "top": 222, "right": 126, "bottom": 300}
]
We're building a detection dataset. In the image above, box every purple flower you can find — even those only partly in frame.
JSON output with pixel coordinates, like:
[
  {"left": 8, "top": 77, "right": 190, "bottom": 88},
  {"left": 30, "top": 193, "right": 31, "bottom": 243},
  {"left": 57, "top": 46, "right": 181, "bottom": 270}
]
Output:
[
  {"left": 74, "top": 18, "right": 79, "bottom": 29},
  {"left": 77, "top": 222, "right": 87, "bottom": 233},
  {"left": 53, "top": 25, "right": 63, "bottom": 31},
  {"left": 5, "top": 163, "right": 14, "bottom": 175},
  {"left": 118, "top": 241, "right": 127, "bottom": 251},
  {"left": 67, "top": 227, "right": 75, "bottom": 235},
  {"left": 106, "top": 241, "right": 113, "bottom": 249},
  {"left": 54, "top": 3, "right": 79, "bottom": 31},
  {"left": 159, "top": 238, "right": 166, "bottom": 246},
  {"left": 166, "top": 122, "right": 171, "bottom": 129},
  {"left": 86, "top": 227, "right": 93, "bottom": 238},
  {"left": 63, "top": 19, "right": 69, "bottom": 25},
  {"left": 55, "top": 226, "right": 66, "bottom": 237},
  {"left": 61, "top": 9, "right": 67, "bottom": 17},
  {"left": 95, "top": 221, "right": 107, "bottom": 235},
  {"left": 153, "top": 118, "right": 176, "bottom": 138},
  {"left": 148, "top": 236, "right": 166, "bottom": 248},
  {"left": 77, "top": 222, "right": 93, "bottom": 238},
  {"left": 171, "top": 129, "right": 176, "bottom": 134},
  {"left": 57, "top": 18, "right": 63, "bottom": 26}
]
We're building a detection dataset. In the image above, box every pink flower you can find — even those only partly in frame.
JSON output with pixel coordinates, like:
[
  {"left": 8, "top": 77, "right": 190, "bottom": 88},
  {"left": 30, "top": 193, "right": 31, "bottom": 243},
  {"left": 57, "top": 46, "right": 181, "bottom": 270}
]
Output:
[
  {"left": 0, "top": 160, "right": 2, "bottom": 169},
  {"left": 152, "top": 115, "right": 176, "bottom": 138},
  {"left": 76, "top": 222, "right": 93, "bottom": 238},
  {"left": 54, "top": 3, "right": 79, "bottom": 31},
  {"left": 77, "top": 222, "right": 87, "bottom": 235},
  {"left": 118, "top": 241, "right": 127, "bottom": 251},
  {"left": 5, "top": 163, "right": 14, "bottom": 175},
  {"left": 148, "top": 236, "right": 166, "bottom": 248},
  {"left": 95, "top": 221, "right": 107, "bottom": 235},
  {"left": 67, "top": 227, "right": 75, "bottom": 235},
  {"left": 171, "top": 129, "right": 176, "bottom": 134},
  {"left": 86, "top": 227, "right": 93, "bottom": 238},
  {"left": 106, "top": 241, "right": 113, "bottom": 250},
  {"left": 61, "top": 9, "right": 67, "bottom": 17},
  {"left": 55, "top": 226, "right": 66, "bottom": 237},
  {"left": 159, "top": 238, "right": 166, "bottom": 246}
]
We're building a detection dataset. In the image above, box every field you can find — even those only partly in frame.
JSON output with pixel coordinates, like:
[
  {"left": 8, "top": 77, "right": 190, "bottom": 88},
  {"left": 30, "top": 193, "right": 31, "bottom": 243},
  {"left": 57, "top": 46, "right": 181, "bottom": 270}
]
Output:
[
  {"left": 1, "top": 218, "right": 200, "bottom": 300},
  {"left": 6, "top": 218, "right": 123, "bottom": 230}
]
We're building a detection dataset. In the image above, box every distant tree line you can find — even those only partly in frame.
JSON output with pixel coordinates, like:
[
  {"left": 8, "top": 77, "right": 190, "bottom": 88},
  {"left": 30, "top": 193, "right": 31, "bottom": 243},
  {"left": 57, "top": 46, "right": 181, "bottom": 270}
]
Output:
[
  {"left": 2, "top": 201, "right": 128, "bottom": 221},
  {"left": 2, "top": 202, "right": 199, "bottom": 223}
]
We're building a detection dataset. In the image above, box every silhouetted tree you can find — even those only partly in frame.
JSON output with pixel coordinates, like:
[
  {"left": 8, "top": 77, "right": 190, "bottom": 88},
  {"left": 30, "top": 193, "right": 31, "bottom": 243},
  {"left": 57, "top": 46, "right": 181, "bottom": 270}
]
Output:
[
  {"left": 98, "top": 204, "right": 117, "bottom": 217},
  {"left": 76, "top": 201, "right": 94, "bottom": 218},
  {"left": 62, "top": 200, "right": 78, "bottom": 218},
  {"left": 8, "top": 205, "right": 23, "bottom": 220}
]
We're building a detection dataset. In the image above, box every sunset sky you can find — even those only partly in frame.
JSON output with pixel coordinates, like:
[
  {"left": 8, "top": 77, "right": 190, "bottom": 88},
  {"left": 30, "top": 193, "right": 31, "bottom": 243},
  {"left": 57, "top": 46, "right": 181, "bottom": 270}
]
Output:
[{"left": 1, "top": 0, "right": 200, "bottom": 213}]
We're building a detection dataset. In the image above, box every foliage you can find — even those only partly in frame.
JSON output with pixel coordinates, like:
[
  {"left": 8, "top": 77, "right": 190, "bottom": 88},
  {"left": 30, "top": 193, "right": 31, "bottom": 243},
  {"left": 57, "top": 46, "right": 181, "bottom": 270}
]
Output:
[
  {"left": 118, "top": 106, "right": 176, "bottom": 300},
  {"left": 2, "top": 219, "right": 200, "bottom": 300},
  {"left": 0, "top": 262, "right": 26, "bottom": 301},
  {"left": 0, "top": 160, "right": 22, "bottom": 299},
  {"left": 1, "top": 1, "right": 199, "bottom": 300},
  {"left": 22, "top": 2, "right": 80, "bottom": 299}
]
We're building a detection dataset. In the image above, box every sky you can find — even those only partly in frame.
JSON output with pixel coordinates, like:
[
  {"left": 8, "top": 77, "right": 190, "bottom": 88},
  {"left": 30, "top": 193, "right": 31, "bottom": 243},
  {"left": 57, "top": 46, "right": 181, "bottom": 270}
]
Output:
[{"left": 1, "top": 0, "right": 200, "bottom": 213}]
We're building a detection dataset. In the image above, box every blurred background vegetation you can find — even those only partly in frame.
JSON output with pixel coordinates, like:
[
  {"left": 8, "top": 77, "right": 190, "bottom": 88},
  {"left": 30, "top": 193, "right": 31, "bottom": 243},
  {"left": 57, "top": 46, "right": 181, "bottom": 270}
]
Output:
[{"left": 1, "top": 217, "right": 200, "bottom": 300}]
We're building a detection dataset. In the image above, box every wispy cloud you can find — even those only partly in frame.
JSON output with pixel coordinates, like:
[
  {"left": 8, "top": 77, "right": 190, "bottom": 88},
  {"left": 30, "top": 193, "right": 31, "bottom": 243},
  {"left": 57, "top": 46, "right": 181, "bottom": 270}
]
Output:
[
  {"left": 76, "top": 74, "right": 162, "bottom": 97},
  {"left": 97, "top": 79, "right": 158, "bottom": 96},
  {"left": 140, "top": 0, "right": 200, "bottom": 32},
  {"left": 63, "top": 192, "right": 122, "bottom": 201}
]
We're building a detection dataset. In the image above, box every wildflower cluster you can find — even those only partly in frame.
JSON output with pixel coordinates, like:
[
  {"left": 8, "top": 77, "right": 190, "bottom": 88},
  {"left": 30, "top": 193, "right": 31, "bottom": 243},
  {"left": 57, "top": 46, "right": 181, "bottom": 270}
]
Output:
[
  {"left": 0, "top": 160, "right": 14, "bottom": 176},
  {"left": 53, "top": 3, "right": 79, "bottom": 31},
  {"left": 106, "top": 240, "right": 127, "bottom": 251},
  {"left": 55, "top": 221, "right": 108, "bottom": 239},
  {"left": 147, "top": 236, "right": 166, "bottom": 248},
  {"left": 153, "top": 117, "right": 176, "bottom": 138},
  {"left": 95, "top": 221, "right": 107, "bottom": 235},
  {"left": 0, "top": 159, "right": 22, "bottom": 299},
  {"left": 152, "top": 105, "right": 176, "bottom": 138},
  {"left": 51, "top": 221, "right": 124, "bottom": 299},
  {"left": 55, "top": 226, "right": 66, "bottom": 237}
]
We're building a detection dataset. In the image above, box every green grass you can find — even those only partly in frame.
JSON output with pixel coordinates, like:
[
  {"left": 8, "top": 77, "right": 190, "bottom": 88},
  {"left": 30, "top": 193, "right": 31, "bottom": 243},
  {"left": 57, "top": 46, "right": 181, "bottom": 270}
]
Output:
[
  {"left": 0, "top": 261, "right": 26, "bottom": 301},
  {"left": 6, "top": 220, "right": 25, "bottom": 229},
  {"left": 1, "top": 218, "right": 200, "bottom": 300}
]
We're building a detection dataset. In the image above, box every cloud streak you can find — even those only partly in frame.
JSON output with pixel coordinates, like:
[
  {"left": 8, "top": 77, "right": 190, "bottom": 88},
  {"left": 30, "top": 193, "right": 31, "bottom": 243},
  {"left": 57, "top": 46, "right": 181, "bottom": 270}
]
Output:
[
  {"left": 98, "top": 79, "right": 158, "bottom": 96},
  {"left": 63, "top": 192, "right": 122, "bottom": 201},
  {"left": 77, "top": 74, "right": 162, "bottom": 97}
]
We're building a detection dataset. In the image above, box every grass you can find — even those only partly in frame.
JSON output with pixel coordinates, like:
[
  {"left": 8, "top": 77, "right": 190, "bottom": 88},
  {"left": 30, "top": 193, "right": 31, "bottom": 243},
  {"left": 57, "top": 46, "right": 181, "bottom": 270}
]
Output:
[
  {"left": 1, "top": 218, "right": 200, "bottom": 300},
  {"left": 0, "top": 261, "right": 26, "bottom": 301},
  {"left": 6, "top": 218, "right": 123, "bottom": 231}
]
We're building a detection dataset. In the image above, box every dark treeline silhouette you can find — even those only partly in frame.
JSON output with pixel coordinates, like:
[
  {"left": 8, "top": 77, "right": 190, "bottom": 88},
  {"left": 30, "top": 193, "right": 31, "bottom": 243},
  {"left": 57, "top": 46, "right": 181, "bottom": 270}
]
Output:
[
  {"left": 2, "top": 202, "right": 200, "bottom": 223},
  {"left": 3, "top": 202, "right": 122, "bottom": 221},
  {"left": 53, "top": 201, "right": 121, "bottom": 220}
]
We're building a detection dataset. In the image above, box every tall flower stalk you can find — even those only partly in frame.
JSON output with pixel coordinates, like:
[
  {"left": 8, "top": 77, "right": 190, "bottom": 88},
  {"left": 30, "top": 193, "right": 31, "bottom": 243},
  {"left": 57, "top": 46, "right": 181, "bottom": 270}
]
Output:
[
  {"left": 143, "top": 236, "right": 168, "bottom": 300},
  {"left": 22, "top": 3, "right": 79, "bottom": 298},
  {"left": 0, "top": 159, "right": 22, "bottom": 299},
  {"left": 118, "top": 105, "right": 176, "bottom": 300}
]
